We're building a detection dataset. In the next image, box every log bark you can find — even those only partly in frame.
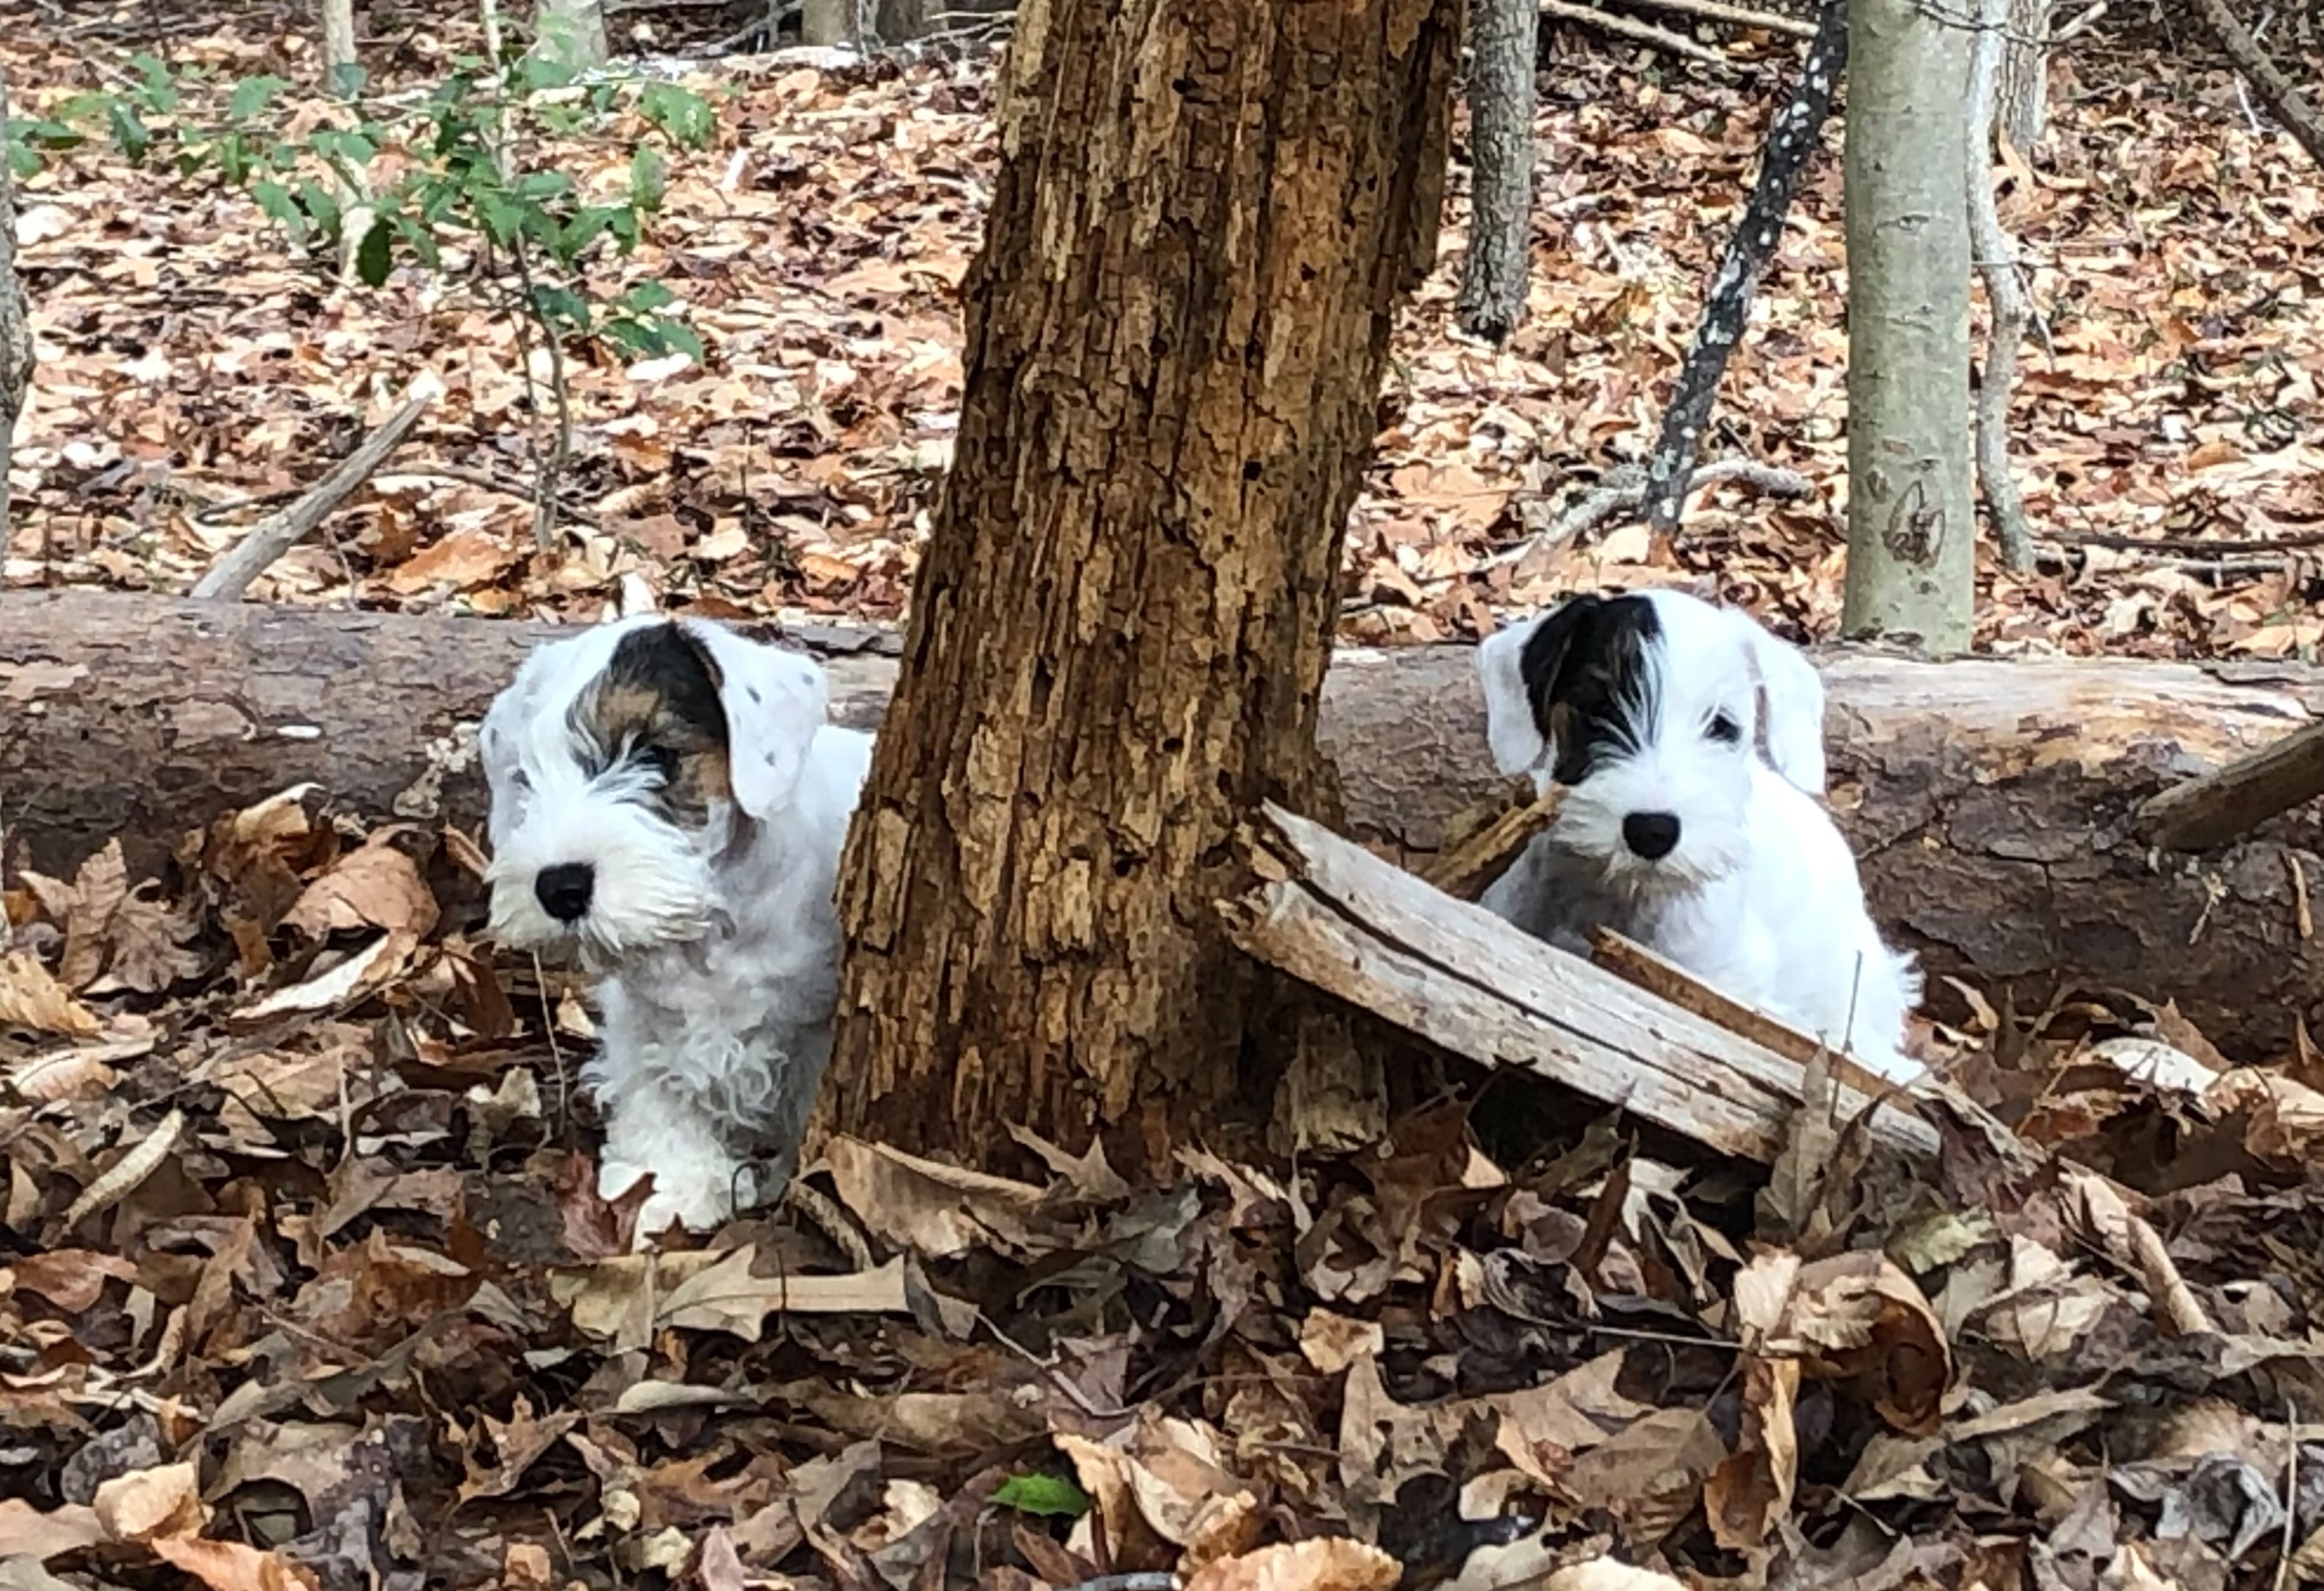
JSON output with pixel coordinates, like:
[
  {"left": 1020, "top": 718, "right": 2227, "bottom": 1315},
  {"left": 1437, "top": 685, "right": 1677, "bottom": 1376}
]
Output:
[
  {"left": 8, "top": 595, "right": 2324, "bottom": 1057},
  {"left": 820, "top": 0, "right": 1463, "bottom": 1172}
]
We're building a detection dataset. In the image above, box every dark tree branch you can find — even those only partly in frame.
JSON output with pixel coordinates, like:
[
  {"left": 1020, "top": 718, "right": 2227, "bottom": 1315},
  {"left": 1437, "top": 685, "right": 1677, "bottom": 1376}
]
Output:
[
  {"left": 1641, "top": 0, "right": 1845, "bottom": 539},
  {"left": 2192, "top": 0, "right": 2324, "bottom": 168}
]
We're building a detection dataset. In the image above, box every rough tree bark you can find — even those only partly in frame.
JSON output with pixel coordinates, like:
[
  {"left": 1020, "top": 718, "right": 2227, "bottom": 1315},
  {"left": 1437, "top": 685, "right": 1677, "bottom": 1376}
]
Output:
[
  {"left": 1455, "top": 0, "right": 1540, "bottom": 343},
  {"left": 1966, "top": 0, "right": 2034, "bottom": 572},
  {"left": 1642, "top": 0, "right": 1845, "bottom": 539},
  {"left": 0, "top": 71, "right": 29, "bottom": 543},
  {"left": 2192, "top": 0, "right": 2324, "bottom": 168},
  {"left": 1995, "top": 0, "right": 2054, "bottom": 150},
  {"left": 822, "top": 0, "right": 1463, "bottom": 1171},
  {"left": 11, "top": 595, "right": 2324, "bottom": 1059},
  {"left": 1841, "top": 0, "right": 1976, "bottom": 654}
]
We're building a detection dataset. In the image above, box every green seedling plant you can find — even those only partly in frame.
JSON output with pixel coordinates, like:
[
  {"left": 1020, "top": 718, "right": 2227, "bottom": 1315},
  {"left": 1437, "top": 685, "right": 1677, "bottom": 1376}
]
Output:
[{"left": 6, "top": 45, "right": 718, "bottom": 550}]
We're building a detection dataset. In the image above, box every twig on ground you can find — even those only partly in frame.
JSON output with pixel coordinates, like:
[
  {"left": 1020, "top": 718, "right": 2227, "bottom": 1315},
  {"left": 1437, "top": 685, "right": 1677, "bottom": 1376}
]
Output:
[
  {"left": 1605, "top": 0, "right": 1816, "bottom": 37},
  {"left": 190, "top": 394, "right": 433, "bottom": 601},
  {"left": 2071, "top": 1171, "right": 2214, "bottom": 1336},
  {"left": 2192, "top": 0, "right": 2324, "bottom": 167},
  {"left": 1540, "top": 0, "right": 1736, "bottom": 67}
]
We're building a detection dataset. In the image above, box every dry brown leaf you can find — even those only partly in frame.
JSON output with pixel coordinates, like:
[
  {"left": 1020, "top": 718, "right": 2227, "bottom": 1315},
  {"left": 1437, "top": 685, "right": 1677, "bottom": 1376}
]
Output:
[
  {"left": 1181, "top": 1538, "right": 1401, "bottom": 1591},
  {"left": 229, "top": 930, "right": 417, "bottom": 1026},
  {"left": 91, "top": 1461, "right": 206, "bottom": 1543},
  {"left": 654, "top": 1246, "right": 910, "bottom": 1339},
  {"left": 1703, "top": 1352, "right": 1799, "bottom": 1550},
  {"left": 151, "top": 1537, "right": 323, "bottom": 1591},
  {"left": 0, "top": 1500, "right": 108, "bottom": 1562},
  {"left": 822, "top": 1134, "right": 1049, "bottom": 1256},
  {"left": 1733, "top": 1249, "right": 1951, "bottom": 1434},
  {"left": 280, "top": 828, "right": 441, "bottom": 942},
  {"left": 0, "top": 950, "right": 102, "bottom": 1037}
]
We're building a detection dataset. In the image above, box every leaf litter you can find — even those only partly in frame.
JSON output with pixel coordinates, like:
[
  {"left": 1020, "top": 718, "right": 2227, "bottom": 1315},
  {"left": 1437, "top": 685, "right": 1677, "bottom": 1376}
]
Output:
[{"left": 10, "top": 6, "right": 2324, "bottom": 1590}]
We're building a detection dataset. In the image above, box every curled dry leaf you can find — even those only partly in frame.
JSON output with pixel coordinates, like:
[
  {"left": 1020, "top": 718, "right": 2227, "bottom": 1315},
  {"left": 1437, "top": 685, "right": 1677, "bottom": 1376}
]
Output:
[
  {"left": 1703, "top": 1352, "right": 1800, "bottom": 1551},
  {"left": 0, "top": 950, "right": 102, "bottom": 1037},
  {"left": 1733, "top": 1250, "right": 1951, "bottom": 1434},
  {"left": 229, "top": 930, "right": 418, "bottom": 1027},
  {"left": 1541, "top": 1565, "right": 1690, "bottom": 1591},
  {"left": 91, "top": 1460, "right": 206, "bottom": 1543},
  {"left": 822, "top": 1134, "right": 1049, "bottom": 1257},
  {"left": 280, "top": 827, "right": 441, "bottom": 942},
  {"left": 1181, "top": 1538, "right": 1401, "bottom": 1591}
]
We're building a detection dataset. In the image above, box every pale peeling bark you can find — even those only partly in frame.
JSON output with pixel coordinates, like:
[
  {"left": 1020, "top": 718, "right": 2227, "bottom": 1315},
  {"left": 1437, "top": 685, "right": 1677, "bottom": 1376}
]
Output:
[
  {"left": 1841, "top": 0, "right": 1976, "bottom": 654},
  {"left": 1455, "top": 0, "right": 1540, "bottom": 343},
  {"left": 821, "top": 0, "right": 1463, "bottom": 1172},
  {"left": 318, "top": 0, "right": 359, "bottom": 86},
  {"left": 0, "top": 72, "right": 29, "bottom": 544},
  {"left": 530, "top": 0, "right": 610, "bottom": 70}
]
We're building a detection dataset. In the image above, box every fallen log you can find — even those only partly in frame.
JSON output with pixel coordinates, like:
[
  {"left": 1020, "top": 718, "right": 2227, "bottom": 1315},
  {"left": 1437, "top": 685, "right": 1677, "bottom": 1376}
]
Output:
[
  {"left": 5, "top": 591, "right": 2324, "bottom": 1055},
  {"left": 1226, "top": 803, "right": 1939, "bottom": 1164}
]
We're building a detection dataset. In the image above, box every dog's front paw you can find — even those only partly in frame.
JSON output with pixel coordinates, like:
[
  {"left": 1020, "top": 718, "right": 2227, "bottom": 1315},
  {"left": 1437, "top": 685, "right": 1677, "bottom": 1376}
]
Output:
[{"left": 599, "top": 1153, "right": 737, "bottom": 1248}]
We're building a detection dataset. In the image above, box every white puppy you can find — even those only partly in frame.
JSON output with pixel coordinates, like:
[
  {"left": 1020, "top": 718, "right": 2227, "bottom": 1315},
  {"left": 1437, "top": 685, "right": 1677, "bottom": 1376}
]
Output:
[
  {"left": 479, "top": 614, "right": 872, "bottom": 1241},
  {"left": 1475, "top": 588, "right": 1923, "bottom": 1082}
]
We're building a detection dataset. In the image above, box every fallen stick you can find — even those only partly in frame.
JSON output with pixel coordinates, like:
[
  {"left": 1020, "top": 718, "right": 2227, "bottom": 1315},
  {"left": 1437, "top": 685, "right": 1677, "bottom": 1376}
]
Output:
[
  {"left": 1490, "top": 457, "right": 1810, "bottom": 566},
  {"left": 189, "top": 393, "right": 434, "bottom": 602},
  {"left": 2134, "top": 717, "right": 2324, "bottom": 853},
  {"left": 1540, "top": 0, "right": 1734, "bottom": 68},
  {"left": 1606, "top": 0, "right": 1816, "bottom": 38},
  {"left": 1422, "top": 784, "right": 1566, "bottom": 899},
  {"left": 1227, "top": 802, "right": 1938, "bottom": 1164}
]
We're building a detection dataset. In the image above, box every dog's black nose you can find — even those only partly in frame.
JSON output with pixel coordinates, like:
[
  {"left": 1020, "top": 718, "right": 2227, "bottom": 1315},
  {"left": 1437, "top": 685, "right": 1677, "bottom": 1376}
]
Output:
[
  {"left": 535, "top": 862, "right": 596, "bottom": 922},
  {"left": 1622, "top": 812, "right": 1681, "bottom": 860}
]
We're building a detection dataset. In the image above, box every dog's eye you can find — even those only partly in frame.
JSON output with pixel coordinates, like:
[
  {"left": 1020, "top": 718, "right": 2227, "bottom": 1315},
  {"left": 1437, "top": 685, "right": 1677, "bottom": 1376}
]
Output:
[
  {"left": 1706, "top": 712, "right": 1743, "bottom": 744},
  {"left": 639, "top": 745, "right": 680, "bottom": 782}
]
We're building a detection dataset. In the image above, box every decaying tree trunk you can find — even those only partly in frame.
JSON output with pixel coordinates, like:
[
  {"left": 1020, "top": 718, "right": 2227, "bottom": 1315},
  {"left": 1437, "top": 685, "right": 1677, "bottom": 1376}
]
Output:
[
  {"left": 821, "top": 0, "right": 1463, "bottom": 1172},
  {"left": 1455, "top": 0, "right": 1540, "bottom": 344},
  {"left": 10, "top": 595, "right": 2324, "bottom": 1059},
  {"left": 0, "top": 71, "right": 30, "bottom": 542},
  {"left": 1841, "top": 0, "right": 1976, "bottom": 653}
]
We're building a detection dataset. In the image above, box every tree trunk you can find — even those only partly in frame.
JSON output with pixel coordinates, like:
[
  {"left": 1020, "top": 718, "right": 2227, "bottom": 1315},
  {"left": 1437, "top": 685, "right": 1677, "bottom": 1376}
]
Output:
[
  {"left": 0, "top": 70, "right": 31, "bottom": 544},
  {"left": 1995, "top": 0, "right": 2053, "bottom": 151},
  {"left": 1454, "top": 0, "right": 1540, "bottom": 344},
  {"left": 11, "top": 595, "right": 2324, "bottom": 1060},
  {"left": 799, "top": 0, "right": 853, "bottom": 46},
  {"left": 1840, "top": 0, "right": 1976, "bottom": 654},
  {"left": 2192, "top": 0, "right": 2324, "bottom": 168},
  {"left": 318, "top": 0, "right": 359, "bottom": 88},
  {"left": 530, "top": 0, "right": 609, "bottom": 72},
  {"left": 822, "top": 0, "right": 1463, "bottom": 1175},
  {"left": 1966, "top": 0, "right": 2034, "bottom": 572},
  {"left": 1643, "top": 0, "right": 1846, "bottom": 539}
]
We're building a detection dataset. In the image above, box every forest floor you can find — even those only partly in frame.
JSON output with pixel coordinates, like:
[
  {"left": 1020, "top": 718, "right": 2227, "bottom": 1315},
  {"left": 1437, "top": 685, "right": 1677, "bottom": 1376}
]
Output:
[{"left": 7, "top": 5, "right": 2324, "bottom": 1591}]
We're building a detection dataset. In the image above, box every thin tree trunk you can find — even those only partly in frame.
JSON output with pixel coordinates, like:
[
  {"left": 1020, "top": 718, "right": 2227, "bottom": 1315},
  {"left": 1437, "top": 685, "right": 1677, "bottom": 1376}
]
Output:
[
  {"left": 801, "top": 0, "right": 852, "bottom": 45},
  {"left": 1643, "top": 0, "right": 1845, "bottom": 540},
  {"left": 1840, "top": 0, "right": 1976, "bottom": 654},
  {"left": 1995, "top": 0, "right": 2053, "bottom": 149},
  {"left": 530, "top": 0, "right": 609, "bottom": 71},
  {"left": 824, "top": 0, "right": 1463, "bottom": 1173},
  {"left": 2192, "top": 0, "right": 2324, "bottom": 168},
  {"left": 1967, "top": 0, "right": 2034, "bottom": 572},
  {"left": 0, "top": 72, "right": 30, "bottom": 546},
  {"left": 1455, "top": 0, "right": 1540, "bottom": 344},
  {"left": 318, "top": 0, "right": 359, "bottom": 87}
]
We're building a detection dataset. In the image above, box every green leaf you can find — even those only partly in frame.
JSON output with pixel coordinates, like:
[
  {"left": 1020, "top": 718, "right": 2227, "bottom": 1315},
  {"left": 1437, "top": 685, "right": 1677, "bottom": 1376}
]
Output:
[
  {"left": 629, "top": 144, "right": 668, "bottom": 212},
  {"left": 296, "top": 178, "right": 344, "bottom": 240},
  {"left": 250, "top": 179, "right": 304, "bottom": 237},
  {"left": 326, "top": 61, "right": 370, "bottom": 100},
  {"left": 639, "top": 82, "right": 714, "bottom": 149},
  {"left": 228, "top": 74, "right": 290, "bottom": 121},
  {"left": 531, "top": 283, "right": 591, "bottom": 334},
  {"left": 354, "top": 216, "right": 394, "bottom": 288},
  {"left": 475, "top": 190, "right": 528, "bottom": 248},
  {"left": 990, "top": 1474, "right": 1089, "bottom": 1519},
  {"left": 621, "top": 280, "right": 678, "bottom": 313},
  {"left": 128, "top": 53, "right": 181, "bottom": 113}
]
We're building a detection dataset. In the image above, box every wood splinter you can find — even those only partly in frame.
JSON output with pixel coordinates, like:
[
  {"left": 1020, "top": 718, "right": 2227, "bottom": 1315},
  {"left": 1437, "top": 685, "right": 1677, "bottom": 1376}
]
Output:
[{"left": 2135, "top": 716, "right": 2324, "bottom": 853}]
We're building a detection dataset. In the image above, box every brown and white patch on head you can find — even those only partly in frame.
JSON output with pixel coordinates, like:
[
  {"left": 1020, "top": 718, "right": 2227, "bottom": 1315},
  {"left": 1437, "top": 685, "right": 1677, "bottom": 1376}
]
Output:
[{"left": 570, "top": 622, "right": 734, "bottom": 825}]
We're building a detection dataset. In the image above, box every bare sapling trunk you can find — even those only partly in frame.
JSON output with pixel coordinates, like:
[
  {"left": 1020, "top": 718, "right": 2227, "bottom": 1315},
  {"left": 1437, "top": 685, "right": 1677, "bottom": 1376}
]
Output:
[
  {"left": 318, "top": 0, "right": 360, "bottom": 88},
  {"left": 1643, "top": 0, "right": 1845, "bottom": 540},
  {"left": 800, "top": 0, "right": 852, "bottom": 46},
  {"left": 0, "top": 72, "right": 31, "bottom": 544},
  {"left": 1455, "top": 0, "right": 1540, "bottom": 343},
  {"left": 531, "top": 0, "right": 610, "bottom": 72},
  {"left": 823, "top": 0, "right": 1462, "bottom": 1173},
  {"left": 1840, "top": 0, "right": 1976, "bottom": 654},
  {"left": 1967, "top": 0, "right": 2034, "bottom": 572}
]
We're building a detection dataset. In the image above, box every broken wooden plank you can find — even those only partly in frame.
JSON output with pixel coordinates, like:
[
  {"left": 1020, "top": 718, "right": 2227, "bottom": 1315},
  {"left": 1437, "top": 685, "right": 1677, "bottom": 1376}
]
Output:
[
  {"left": 1422, "top": 782, "right": 1567, "bottom": 900},
  {"left": 1226, "top": 803, "right": 1939, "bottom": 1164}
]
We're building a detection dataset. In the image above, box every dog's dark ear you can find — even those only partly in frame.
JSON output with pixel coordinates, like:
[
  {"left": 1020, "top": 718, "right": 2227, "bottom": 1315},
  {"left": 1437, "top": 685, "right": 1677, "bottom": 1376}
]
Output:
[{"left": 1477, "top": 594, "right": 1600, "bottom": 776}]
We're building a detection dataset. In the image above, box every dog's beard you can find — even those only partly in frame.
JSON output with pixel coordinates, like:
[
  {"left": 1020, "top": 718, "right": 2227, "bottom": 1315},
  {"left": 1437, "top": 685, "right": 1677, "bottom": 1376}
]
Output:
[
  {"left": 486, "top": 796, "right": 719, "bottom": 967},
  {"left": 1550, "top": 757, "right": 1748, "bottom": 901}
]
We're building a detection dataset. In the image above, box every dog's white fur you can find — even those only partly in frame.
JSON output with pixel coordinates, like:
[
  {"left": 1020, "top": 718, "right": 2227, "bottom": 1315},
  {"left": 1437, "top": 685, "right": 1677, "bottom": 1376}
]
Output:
[
  {"left": 1476, "top": 588, "right": 1924, "bottom": 1082},
  {"left": 480, "top": 615, "right": 871, "bottom": 1242}
]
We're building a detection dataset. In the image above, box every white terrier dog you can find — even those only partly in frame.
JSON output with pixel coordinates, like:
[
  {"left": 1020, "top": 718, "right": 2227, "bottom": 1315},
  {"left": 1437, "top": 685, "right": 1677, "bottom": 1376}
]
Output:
[
  {"left": 1474, "top": 588, "right": 1924, "bottom": 1082},
  {"left": 479, "top": 614, "right": 872, "bottom": 1242}
]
